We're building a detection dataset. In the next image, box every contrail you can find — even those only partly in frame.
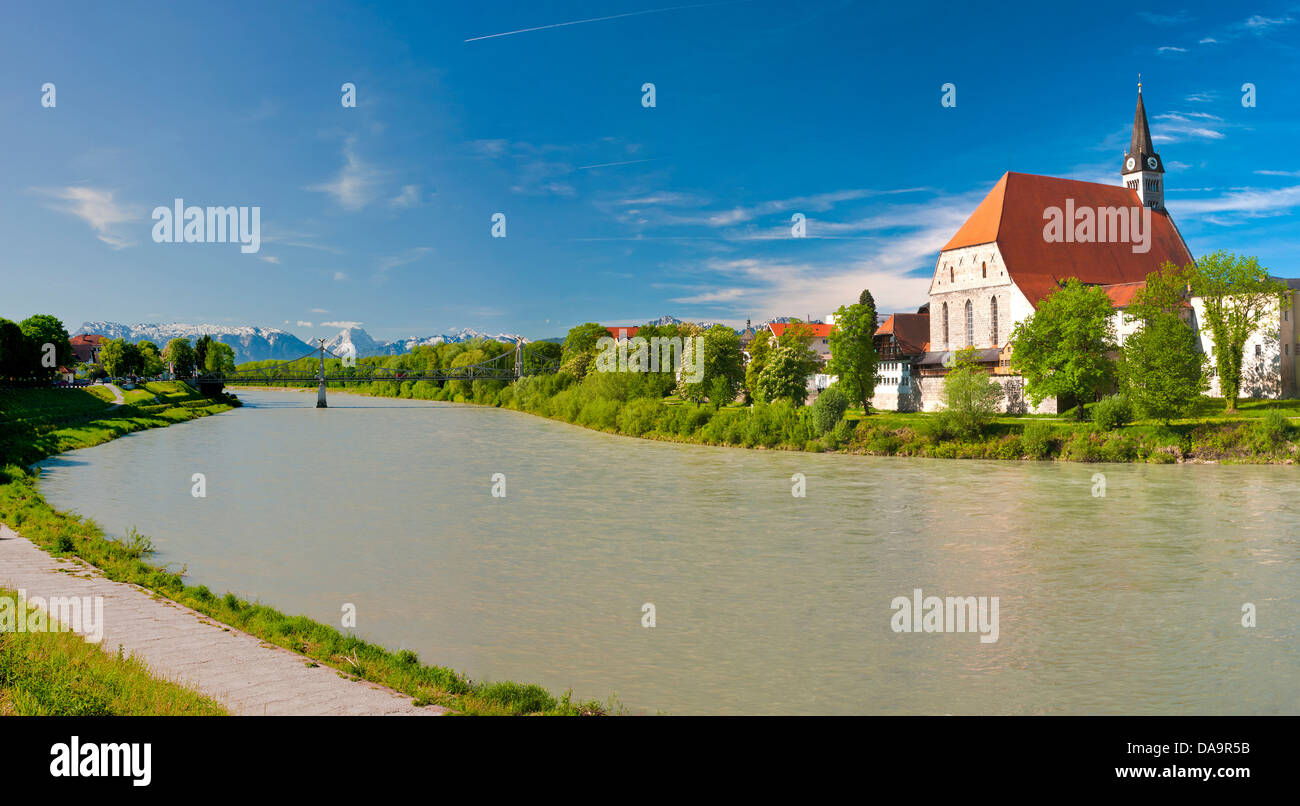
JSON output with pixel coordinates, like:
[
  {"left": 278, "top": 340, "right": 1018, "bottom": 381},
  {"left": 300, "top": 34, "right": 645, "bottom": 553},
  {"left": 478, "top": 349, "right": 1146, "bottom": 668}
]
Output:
[
  {"left": 464, "top": 1, "right": 749, "bottom": 42},
  {"left": 576, "top": 159, "right": 656, "bottom": 170}
]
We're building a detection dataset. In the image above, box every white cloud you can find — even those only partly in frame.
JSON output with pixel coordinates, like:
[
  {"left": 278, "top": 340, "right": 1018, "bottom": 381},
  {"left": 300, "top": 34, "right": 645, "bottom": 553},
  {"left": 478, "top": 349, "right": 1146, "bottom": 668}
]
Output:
[
  {"left": 321, "top": 320, "right": 363, "bottom": 329},
  {"left": 333, "top": 271, "right": 347, "bottom": 281},
  {"left": 376, "top": 247, "right": 431, "bottom": 274},
  {"left": 36, "top": 186, "right": 137, "bottom": 248},
  {"left": 308, "top": 136, "right": 386, "bottom": 210},
  {"left": 259, "top": 255, "right": 281, "bottom": 264},
  {"left": 1174, "top": 185, "right": 1300, "bottom": 216},
  {"left": 1156, "top": 46, "right": 1188, "bottom": 53},
  {"left": 388, "top": 184, "right": 422, "bottom": 209},
  {"left": 297, "top": 320, "right": 313, "bottom": 327},
  {"left": 1255, "top": 169, "right": 1300, "bottom": 178},
  {"left": 310, "top": 307, "right": 330, "bottom": 313}
]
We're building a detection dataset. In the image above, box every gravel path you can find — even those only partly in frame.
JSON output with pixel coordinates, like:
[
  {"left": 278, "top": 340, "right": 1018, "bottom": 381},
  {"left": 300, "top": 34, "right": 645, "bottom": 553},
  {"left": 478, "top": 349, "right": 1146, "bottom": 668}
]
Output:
[{"left": 0, "top": 523, "right": 444, "bottom": 716}]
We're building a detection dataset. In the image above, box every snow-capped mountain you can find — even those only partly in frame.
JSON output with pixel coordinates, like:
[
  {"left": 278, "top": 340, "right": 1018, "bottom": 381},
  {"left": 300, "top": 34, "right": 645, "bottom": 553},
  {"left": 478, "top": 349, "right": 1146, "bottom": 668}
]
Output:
[
  {"left": 322, "top": 326, "right": 526, "bottom": 358},
  {"left": 75, "top": 322, "right": 315, "bottom": 364}
]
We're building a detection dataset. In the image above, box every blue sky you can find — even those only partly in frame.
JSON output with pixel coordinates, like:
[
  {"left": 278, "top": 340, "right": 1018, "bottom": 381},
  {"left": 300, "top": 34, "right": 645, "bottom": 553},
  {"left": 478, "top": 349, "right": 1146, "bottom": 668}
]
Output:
[{"left": 2, "top": 0, "right": 1298, "bottom": 341}]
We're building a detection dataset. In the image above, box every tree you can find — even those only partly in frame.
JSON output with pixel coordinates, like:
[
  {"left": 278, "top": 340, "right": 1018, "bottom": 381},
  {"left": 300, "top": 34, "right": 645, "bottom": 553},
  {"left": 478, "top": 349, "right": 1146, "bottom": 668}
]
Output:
[
  {"left": 828, "top": 298, "right": 880, "bottom": 414},
  {"left": 99, "top": 338, "right": 135, "bottom": 377},
  {"left": 755, "top": 344, "right": 811, "bottom": 404},
  {"left": 19, "top": 314, "right": 73, "bottom": 380},
  {"left": 1117, "top": 263, "right": 1206, "bottom": 422},
  {"left": 560, "top": 322, "right": 608, "bottom": 380},
  {"left": 204, "top": 342, "right": 236, "bottom": 374},
  {"left": 194, "top": 334, "right": 213, "bottom": 373},
  {"left": 677, "top": 324, "right": 744, "bottom": 404},
  {"left": 941, "top": 347, "right": 1004, "bottom": 436},
  {"left": 1119, "top": 315, "right": 1206, "bottom": 423},
  {"left": 858, "top": 289, "right": 879, "bottom": 330},
  {"left": 744, "top": 328, "right": 773, "bottom": 402},
  {"left": 1008, "top": 278, "right": 1117, "bottom": 418},
  {"left": 137, "top": 340, "right": 164, "bottom": 377},
  {"left": 162, "top": 338, "right": 196, "bottom": 376},
  {"left": 0, "top": 318, "right": 30, "bottom": 380},
  {"left": 811, "top": 384, "right": 849, "bottom": 434},
  {"left": 1191, "top": 251, "right": 1291, "bottom": 411}
]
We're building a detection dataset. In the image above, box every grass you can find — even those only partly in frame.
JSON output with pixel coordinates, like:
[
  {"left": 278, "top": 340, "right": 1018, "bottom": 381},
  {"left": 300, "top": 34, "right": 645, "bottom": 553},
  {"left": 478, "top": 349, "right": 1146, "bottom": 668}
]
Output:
[
  {"left": 0, "top": 383, "right": 615, "bottom": 715},
  {"left": 0, "top": 586, "right": 228, "bottom": 716}
]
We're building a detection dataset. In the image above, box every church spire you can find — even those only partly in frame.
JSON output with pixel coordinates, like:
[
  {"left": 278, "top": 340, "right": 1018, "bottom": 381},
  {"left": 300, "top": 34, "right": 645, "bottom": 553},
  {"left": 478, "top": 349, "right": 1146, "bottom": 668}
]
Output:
[{"left": 1122, "top": 79, "right": 1165, "bottom": 209}]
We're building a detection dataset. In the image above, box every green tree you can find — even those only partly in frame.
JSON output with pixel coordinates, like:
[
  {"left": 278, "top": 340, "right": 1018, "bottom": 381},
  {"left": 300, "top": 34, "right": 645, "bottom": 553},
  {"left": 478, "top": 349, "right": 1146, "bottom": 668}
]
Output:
[
  {"left": 19, "top": 314, "right": 73, "bottom": 380},
  {"left": 204, "top": 342, "right": 236, "bottom": 374},
  {"left": 1191, "top": 251, "right": 1291, "bottom": 411},
  {"left": 0, "top": 318, "right": 31, "bottom": 380},
  {"left": 162, "top": 338, "right": 196, "bottom": 376},
  {"left": 1118, "top": 264, "right": 1207, "bottom": 422},
  {"left": 137, "top": 340, "right": 165, "bottom": 377},
  {"left": 1009, "top": 278, "right": 1117, "bottom": 419},
  {"left": 941, "top": 347, "right": 1004, "bottom": 436},
  {"left": 858, "top": 289, "right": 879, "bottom": 330},
  {"left": 560, "top": 322, "right": 609, "bottom": 380},
  {"left": 677, "top": 324, "right": 744, "bottom": 404},
  {"left": 827, "top": 298, "right": 880, "bottom": 414},
  {"left": 755, "top": 344, "right": 811, "bottom": 404},
  {"left": 194, "top": 334, "right": 213, "bottom": 373},
  {"left": 99, "top": 338, "right": 134, "bottom": 377},
  {"left": 744, "top": 328, "right": 773, "bottom": 402},
  {"left": 811, "top": 384, "right": 849, "bottom": 434}
]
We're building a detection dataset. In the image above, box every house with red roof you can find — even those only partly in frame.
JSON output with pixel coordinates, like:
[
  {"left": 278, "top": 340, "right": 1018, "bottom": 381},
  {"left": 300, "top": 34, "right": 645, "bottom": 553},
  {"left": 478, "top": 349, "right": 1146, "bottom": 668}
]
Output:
[{"left": 70, "top": 333, "right": 106, "bottom": 365}]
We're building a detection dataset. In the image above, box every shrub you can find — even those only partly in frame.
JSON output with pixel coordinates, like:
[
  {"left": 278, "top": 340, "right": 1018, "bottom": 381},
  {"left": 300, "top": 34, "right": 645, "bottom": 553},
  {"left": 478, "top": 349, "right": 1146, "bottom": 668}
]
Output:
[
  {"left": 616, "top": 398, "right": 664, "bottom": 437},
  {"left": 917, "top": 411, "right": 956, "bottom": 445},
  {"left": 1252, "top": 409, "right": 1291, "bottom": 451},
  {"left": 1091, "top": 394, "right": 1133, "bottom": 431},
  {"left": 1062, "top": 432, "right": 1103, "bottom": 462},
  {"left": 810, "top": 386, "right": 849, "bottom": 435},
  {"left": 865, "top": 430, "right": 903, "bottom": 455},
  {"left": 1020, "top": 422, "right": 1057, "bottom": 459},
  {"left": 1100, "top": 433, "right": 1138, "bottom": 462},
  {"left": 993, "top": 434, "right": 1024, "bottom": 460}
]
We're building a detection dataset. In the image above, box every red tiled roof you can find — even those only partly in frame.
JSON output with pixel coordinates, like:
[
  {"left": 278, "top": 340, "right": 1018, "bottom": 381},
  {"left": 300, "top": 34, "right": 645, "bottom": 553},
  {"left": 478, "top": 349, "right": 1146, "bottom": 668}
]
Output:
[
  {"left": 768, "top": 322, "right": 832, "bottom": 339},
  {"left": 874, "top": 312, "right": 930, "bottom": 354},
  {"left": 604, "top": 326, "right": 640, "bottom": 339},
  {"left": 71, "top": 334, "right": 106, "bottom": 345},
  {"left": 1100, "top": 281, "right": 1145, "bottom": 308},
  {"left": 941, "top": 172, "right": 1194, "bottom": 307}
]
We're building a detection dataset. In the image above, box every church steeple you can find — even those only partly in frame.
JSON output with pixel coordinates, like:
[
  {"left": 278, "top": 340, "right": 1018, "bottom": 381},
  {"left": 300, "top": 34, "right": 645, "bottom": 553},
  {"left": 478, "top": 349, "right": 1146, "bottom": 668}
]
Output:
[{"left": 1122, "top": 78, "right": 1165, "bottom": 209}]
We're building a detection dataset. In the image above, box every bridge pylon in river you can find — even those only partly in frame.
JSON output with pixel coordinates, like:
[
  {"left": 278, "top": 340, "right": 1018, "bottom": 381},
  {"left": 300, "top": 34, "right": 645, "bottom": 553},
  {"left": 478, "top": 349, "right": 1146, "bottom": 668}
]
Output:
[{"left": 315, "top": 339, "right": 328, "bottom": 408}]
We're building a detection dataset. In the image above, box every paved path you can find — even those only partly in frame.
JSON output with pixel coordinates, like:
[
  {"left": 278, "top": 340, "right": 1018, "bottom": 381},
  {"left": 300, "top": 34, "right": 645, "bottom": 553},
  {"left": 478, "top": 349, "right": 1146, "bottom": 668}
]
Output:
[
  {"left": 0, "top": 524, "right": 444, "bottom": 716},
  {"left": 102, "top": 383, "right": 126, "bottom": 408}
]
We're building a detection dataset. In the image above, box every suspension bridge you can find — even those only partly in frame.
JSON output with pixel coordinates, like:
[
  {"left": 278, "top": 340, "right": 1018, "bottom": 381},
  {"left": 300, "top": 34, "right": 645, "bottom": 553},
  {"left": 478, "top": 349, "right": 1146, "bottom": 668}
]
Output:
[{"left": 193, "top": 339, "right": 559, "bottom": 407}]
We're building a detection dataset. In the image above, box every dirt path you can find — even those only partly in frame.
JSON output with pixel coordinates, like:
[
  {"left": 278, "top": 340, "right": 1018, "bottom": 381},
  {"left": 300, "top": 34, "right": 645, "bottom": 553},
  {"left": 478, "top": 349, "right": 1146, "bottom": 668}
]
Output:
[
  {"left": 102, "top": 383, "right": 126, "bottom": 408},
  {"left": 0, "top": 524, "right": 444, "bottom": 716}
]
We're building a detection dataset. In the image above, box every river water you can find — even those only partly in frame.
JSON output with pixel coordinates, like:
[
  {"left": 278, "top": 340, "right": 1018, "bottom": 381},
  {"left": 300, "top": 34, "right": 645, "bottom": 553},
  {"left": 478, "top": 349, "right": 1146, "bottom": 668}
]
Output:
[{"left": 33, "top": 389, "right": 1300, "bottom": 714}]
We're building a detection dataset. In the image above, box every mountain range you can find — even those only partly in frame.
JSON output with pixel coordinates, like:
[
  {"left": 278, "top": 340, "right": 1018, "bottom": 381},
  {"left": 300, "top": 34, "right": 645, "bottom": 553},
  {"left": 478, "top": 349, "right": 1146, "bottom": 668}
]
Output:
[{"left": 74, "top": 322, "right": 528, "bottom": 364}]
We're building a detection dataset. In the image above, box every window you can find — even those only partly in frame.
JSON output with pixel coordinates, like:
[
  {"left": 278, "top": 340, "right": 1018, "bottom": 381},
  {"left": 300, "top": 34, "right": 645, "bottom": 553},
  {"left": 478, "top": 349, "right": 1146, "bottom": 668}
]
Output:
[
  {"left": 990, "top": 297, "right": 998, "bottom": 345},
  {"left": 942, "top": 302, "right": 949, "bottom": 346},
  {"left": 965, "top": 300, "right": 974, "bottom": 346},
  {"left": 981, "top": 261, "right": 987, "bottom": 278},
  {"left": 949, "top": 266, "right": 954, "bottom": 283},
  {"left": 1255, "top": 344, "right": 1262, "bottom": 357}
]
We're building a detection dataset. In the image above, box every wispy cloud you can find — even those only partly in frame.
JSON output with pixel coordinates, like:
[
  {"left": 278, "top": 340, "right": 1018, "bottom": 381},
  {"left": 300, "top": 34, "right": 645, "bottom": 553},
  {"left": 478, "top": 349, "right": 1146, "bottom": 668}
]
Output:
[
  {"left": 1156, "top": 45, "right": 1188, "bottom": 53},
  {"left": 35, "top": 186, "right": 138, "bottom": 249},
  {"left": 297, "top": 320, "right": 313, "bottom": 327},
  {"left": 321, "top": 320, "right": 363, "bottom": 329},
  {"left": 1255, "top": 169, "right": 1300, "bottom": 178},
  {"left": 1138, "top": 10, "right": 1193, "bottom": 25},
  {"left": 376, "top": 247, "right": 432, "bottom": 274},
  {"left": 464, "top": 1, "right": 750, "bottom": 42},
  {"left": 388, "top": 184, "right": 424, "bottom": 209},
  {"left": 1174, "top": 184, "right": 1300, "bottom": 217},
  {"left": 308, "top": 136, "right": 386, "bottom": 210}
]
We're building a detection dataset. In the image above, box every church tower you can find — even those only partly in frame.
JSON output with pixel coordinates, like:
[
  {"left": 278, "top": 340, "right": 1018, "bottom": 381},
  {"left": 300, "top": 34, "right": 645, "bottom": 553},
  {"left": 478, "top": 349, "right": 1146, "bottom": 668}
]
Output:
[{"left": 1122, "top": 80, "right": 1165, "bottom": 210}]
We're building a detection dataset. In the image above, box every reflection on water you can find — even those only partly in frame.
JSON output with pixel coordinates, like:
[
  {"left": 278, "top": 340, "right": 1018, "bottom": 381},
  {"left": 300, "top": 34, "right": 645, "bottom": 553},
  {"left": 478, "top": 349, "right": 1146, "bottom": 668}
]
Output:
[{"left": 34, "top": 390, "right": 1300, "bottom": 714}]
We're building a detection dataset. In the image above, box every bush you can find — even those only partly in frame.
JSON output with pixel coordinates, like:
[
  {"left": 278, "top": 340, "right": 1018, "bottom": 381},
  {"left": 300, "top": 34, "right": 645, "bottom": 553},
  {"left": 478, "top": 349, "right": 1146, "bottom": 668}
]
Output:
[
  {"left": 1100, "top": 433, "right": 1138, "bottom": 462},
  {"left": 810, "top": 386, "right": 849, "bottom": 435},
  {"left": 617, "top": 398, "right": 665, "bottom": 437},
  {"left": 993, "top": 434, "right": 1024, "bottom": 460},
  {"left": 1020, "top": 422, "right": 1057, "bottom": 459},
  {"left": 917, "top": 411, "right": 957, "bottom": 445},
  {"left": 1091, "top": 394, "right": 1133, "bottom": 431},
  {"left": 1062, "top": 432, "right": 1103, "bottom": 462},
  {"left": 1252, "top": 410, "right": 1291, "bottom": 450}
]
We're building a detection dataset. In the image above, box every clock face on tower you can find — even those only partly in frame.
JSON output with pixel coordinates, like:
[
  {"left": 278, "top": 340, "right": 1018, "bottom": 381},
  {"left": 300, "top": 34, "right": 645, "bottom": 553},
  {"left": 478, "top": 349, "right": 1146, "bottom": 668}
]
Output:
[
  {"left": 1126, "top": 157, "right": 1136, "bottom": 171},
  {"left": 1147, "top": 156, "right": 1158, "bottom": 170}
]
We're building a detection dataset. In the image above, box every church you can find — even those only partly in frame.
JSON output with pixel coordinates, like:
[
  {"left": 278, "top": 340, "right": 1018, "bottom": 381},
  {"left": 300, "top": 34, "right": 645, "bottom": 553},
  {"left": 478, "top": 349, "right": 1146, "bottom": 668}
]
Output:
[{"left": 870, "top": 85, "right": 1299, "bottom": 413}]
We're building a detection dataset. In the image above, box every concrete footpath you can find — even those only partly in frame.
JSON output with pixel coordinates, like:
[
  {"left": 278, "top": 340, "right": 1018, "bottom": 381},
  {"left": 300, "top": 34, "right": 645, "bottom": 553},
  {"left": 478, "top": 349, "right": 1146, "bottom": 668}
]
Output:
[{"left": 0, "top": 524, "right": 444, "bottom": 716}]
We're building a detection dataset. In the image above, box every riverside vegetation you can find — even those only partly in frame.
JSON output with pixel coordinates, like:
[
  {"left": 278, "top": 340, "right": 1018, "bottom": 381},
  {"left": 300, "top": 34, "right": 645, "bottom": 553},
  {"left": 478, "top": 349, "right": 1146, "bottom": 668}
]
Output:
[{"left": 1, "top": 370, "right": 611, "bottom": 715}]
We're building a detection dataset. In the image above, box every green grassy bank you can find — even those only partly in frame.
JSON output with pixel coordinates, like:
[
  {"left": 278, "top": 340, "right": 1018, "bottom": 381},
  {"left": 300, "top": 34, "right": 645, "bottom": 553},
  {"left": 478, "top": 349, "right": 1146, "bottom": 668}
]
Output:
[
  {"left": 0, "top": 586, "right": 228, "bottom": 716},
  {"left": 237, "top": 375, "right": 1300, "bottom": 465},
  {"left": 0, "top": 382, "right": 611, "bottom": 715}
]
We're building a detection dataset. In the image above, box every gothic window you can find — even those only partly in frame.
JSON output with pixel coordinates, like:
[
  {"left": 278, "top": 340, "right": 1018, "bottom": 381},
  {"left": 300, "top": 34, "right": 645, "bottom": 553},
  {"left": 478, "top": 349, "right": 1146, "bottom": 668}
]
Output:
[
  {"left": 990, "top": 297, "right": 999, "bottom": 345},
  {"left": 949, "top": 266, "right": 954, "bottom": 283},
  {"left": 942, "top": 302, "right": 949, "bottom": 346},
  {"left": 982, "top": 261, "right": 987, "bottom": 278},
  {"left": 965, "top": 300, "right": 974, "bottom": 346}
]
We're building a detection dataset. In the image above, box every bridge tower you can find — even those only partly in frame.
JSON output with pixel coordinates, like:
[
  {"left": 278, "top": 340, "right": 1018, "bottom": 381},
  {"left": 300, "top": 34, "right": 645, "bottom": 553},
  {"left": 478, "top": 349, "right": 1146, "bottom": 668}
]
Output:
[
  {"left": 316, "top": 339, "right": 328, "bottom": 408},
  {"left": 514, "top": 339, "right": 523, "bottom": 380}
]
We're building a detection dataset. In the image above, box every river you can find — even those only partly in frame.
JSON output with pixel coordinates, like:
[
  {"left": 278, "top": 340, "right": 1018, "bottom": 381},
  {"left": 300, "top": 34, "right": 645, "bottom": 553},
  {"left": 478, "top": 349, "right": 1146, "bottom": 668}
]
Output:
[{"left": 34, "top": 389, "right": 1300, "bottom": 714}]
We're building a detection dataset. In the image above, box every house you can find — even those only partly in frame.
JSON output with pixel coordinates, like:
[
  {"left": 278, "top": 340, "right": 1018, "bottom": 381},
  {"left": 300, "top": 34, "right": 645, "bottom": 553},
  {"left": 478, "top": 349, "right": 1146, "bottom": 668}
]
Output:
[
  {"left": 871, "top": 307, "right": 930, "bottom": 411},
  {"left": 767, "top": 321, "right": 835, "bottom": 399},
  {"left": 70, "top": 333, "right": 106, "bottom": 365}
]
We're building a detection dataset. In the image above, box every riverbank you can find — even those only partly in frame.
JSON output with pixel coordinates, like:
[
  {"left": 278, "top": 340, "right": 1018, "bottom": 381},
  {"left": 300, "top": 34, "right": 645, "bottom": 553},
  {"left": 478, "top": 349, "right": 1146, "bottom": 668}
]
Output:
[
  {"left": 0, "top": 383, "right": 610, "bottom": 715},
  {"left": 232, "top": 379, "right": 1300, "bottom": 465}
]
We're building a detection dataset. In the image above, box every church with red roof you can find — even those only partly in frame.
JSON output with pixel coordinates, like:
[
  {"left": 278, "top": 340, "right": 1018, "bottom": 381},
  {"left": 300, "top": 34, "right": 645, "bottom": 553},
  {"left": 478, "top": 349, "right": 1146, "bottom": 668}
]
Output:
[{"left": 905, "top": 85, "right": 1204, "bottom": 413}]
